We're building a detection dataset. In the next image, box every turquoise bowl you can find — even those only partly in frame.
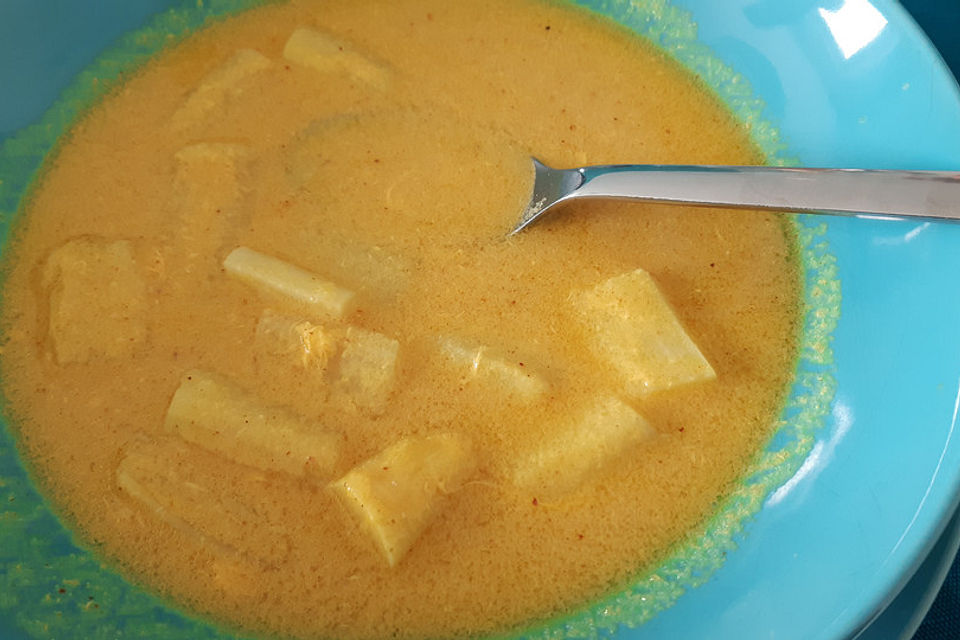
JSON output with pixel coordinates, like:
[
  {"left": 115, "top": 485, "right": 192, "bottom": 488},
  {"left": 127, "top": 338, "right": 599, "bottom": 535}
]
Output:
[{"left": 2, "top": 1, "right": 960, "bottom": 639}]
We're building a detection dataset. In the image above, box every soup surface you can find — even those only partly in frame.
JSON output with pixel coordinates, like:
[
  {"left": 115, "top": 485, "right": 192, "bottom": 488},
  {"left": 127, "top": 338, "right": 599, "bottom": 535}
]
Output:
[{"left": 0, "top": 0, "right": 800, "bottom": 638}]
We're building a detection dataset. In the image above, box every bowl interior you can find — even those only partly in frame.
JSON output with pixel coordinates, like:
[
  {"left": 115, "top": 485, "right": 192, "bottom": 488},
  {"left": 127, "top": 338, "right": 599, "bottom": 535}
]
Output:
[{"left": 2, "top": 1, "right": 960, "bottom": 639}]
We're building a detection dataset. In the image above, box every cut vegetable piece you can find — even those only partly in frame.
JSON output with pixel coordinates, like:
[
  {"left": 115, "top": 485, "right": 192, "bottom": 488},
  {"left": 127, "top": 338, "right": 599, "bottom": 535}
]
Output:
[
  {"left": 283, "top": 115, "right": 362, "bottom": 188},
  {"left": 255, "top": 309, "right": 339, "bottom": 371},
  {"left": 573, "top": 268, "right": 715, "bottom": 397},
  {"left": 329, "top": 433, "right": 476, "bottom": 567},
  {"left": 171, "top": 48, "right": 271, "bottom": 129},
  {"left": 511, "top": 396, "right": 656, "bottom": 498},
  {"left": 175, "top": 143, "right": 251, "bottom": 207},
  {"left": 283, "top": 27, "right": 390, "bottom": 90},
  {"left": 223, "top": 246, "right": 355, "bottom": 320},
  {"left": 174, "top": 143, "right": 252, "bottom": 261},
  {"left": 325, "top": 241, "right": 410, "bottom": 301},
  {"left": 164, "top": 370, "right": 340, "bottom": 477},
  {"left": 42, "top": 237, "right": 147, "bottom": 364},
  {"left": 438, "top": 336, "right": 548, "bottom": 403},
  {"left": 117, "top": 439, "right": 290, "bottom": 565},
  {"left": 335, "top": 326, "right": 399, "bottom": 415}
]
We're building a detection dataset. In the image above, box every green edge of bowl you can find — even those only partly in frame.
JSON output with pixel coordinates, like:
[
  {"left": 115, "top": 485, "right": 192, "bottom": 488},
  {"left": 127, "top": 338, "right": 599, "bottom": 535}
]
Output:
[{"left": 0, "top": 0, "right": 840, "bottom": 638}]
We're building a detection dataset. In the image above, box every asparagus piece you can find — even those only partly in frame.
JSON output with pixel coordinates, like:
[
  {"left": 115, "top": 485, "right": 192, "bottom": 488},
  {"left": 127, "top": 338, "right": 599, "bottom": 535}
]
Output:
[
  {"left": 511, "top": 396, "right": 656, "bottom": 498},
  {"left": 255, "top": 309, "right": 338, "bottom": 371},
  {"left": 329, "top": 433, "right": 475, "bottom": 567},
  {"left": 116, "top": 439, "right": 290, "bottom": 565},
  {"left": 335, "top": 326, "right": 400, "bottom": 415},
  {"left": 438, "top": 335, "right": 548, "bottom": 403},
  {"left": 223, "top": 246, "right": 355, "bottom": 320},
  {"left": 171, "top": 48, "right": 271, "bottom": 129},
  {"left": 164, "top": 370, "right": 341, "bottom": 478},
  {"left": 573, "top": 267, "right": 715, "bottom": 397},
  {"left": 173, "top": 143, "right": 252, "bottom": 267},
  {"left": 283, "top": 27, "right": 390, "bottom": 90},
  {"left": 42, "top": 237, "right": 147, "bottom": 364}
]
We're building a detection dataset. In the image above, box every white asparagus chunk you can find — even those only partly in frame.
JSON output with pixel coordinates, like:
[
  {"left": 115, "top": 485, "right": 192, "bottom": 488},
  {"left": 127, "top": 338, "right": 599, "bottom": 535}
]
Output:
[
  {"left": 438, "top": 336, "right": 548, "bottom": 403},
  {"left": 285, "top": 28, "right": 389, "bottom": 89},
  {"left": 42, "top": 237, "right": 147, "bottom": 364},
  {"left": 223, "top": 246, "right": 355, "bottom": 320},
  {"left": 573, "top": 268, "right": 716, "bottom": 397},
  {"left": 174, "top": 143, "right": 252, "bottom": 263},
  {"left": 171, "top": 48, "right": 271, "bottom": 129},
  {"left": 116, "top": 439, "right": 290, "bottom": 565},
  {"left": 174, "top": 143, "right": 250, "bottom": 207},
  {"left": 283, "top": 115, "right": 361, "bottom": 188},
  {"left": 283, "top": 27, "right": 390, "bottom": 90},
  {"left": 511, "top": 396, "right": 656, "bottom": 498},
  {"left": 325, "top": 241, "right": 410, "bottom": 301},
  {"left": 255, "top": 309, "right": 338, "bottom": 371},
  {"left": 335, "top": 326, "right": 399, "bottom": 415},
  {"left": 329, "top": 433, "right": 476, "bottom": 567},
  {"left": 164, "top": 370, "right": 341, "bottom": 478}
]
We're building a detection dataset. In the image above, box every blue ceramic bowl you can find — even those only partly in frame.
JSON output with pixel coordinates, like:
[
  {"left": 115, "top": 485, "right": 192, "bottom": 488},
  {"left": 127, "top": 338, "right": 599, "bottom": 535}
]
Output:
[{"left": 2, "top": 1, "right": 960, "bottom": 639}]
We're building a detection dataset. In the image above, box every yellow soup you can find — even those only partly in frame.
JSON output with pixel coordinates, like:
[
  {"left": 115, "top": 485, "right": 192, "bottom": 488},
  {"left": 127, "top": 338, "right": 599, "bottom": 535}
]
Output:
[{"left": 0, "top": 0, "right": 800, "bottom": 638}]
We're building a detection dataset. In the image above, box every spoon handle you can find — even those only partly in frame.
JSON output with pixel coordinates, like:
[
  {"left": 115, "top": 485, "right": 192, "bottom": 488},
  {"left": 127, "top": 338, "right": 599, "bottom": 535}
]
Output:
[{"left": 574, "top": 165, "right": 960, "bottom": 220}]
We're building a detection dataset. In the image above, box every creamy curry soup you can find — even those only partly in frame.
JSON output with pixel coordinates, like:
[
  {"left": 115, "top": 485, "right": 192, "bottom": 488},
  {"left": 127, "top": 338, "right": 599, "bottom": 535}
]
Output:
[{"left": 0, "top": 0, "right": 800, "bottom": 638}]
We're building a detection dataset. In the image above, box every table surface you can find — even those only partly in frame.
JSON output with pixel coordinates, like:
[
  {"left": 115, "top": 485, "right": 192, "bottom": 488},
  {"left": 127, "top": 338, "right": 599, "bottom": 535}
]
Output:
[{"left": 897, "top": 4, "right": 960, "bottom": 639}]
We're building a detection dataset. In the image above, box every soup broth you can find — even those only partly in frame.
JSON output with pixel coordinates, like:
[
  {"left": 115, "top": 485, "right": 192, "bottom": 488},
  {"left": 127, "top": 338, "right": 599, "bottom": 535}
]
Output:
[{"left": 0, "top": 0, "right": 800, "bottom": 638}]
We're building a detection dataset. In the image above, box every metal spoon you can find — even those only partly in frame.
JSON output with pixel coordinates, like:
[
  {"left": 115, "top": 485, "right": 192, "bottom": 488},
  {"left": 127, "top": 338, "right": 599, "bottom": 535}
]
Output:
[{"left": 512, "top": 158, "right": 960, "bottom": 234}]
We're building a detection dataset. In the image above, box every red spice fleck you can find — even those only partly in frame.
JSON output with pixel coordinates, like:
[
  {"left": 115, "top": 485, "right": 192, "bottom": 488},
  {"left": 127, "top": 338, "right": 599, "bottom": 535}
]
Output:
[
  {"left": 577, "top": 533, "right": 584, "bottom": 540},
  {"left": 532, "top": 498, "right": 539, "bottom": 506},
  {"left": 382, "top": 466, "right": 390, "bottom": 471},
  {"left": 426, "top": 13, "right": 434, "bottom": 20},
  {"left": 679, "top": 427, "right": 685, "bottom": 432}
]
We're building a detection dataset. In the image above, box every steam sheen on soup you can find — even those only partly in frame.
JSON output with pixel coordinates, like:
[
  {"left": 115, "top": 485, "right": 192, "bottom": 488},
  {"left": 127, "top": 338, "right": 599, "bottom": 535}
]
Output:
[{"left": 0, "top": 0, "right": 800, "bottom": 638}]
